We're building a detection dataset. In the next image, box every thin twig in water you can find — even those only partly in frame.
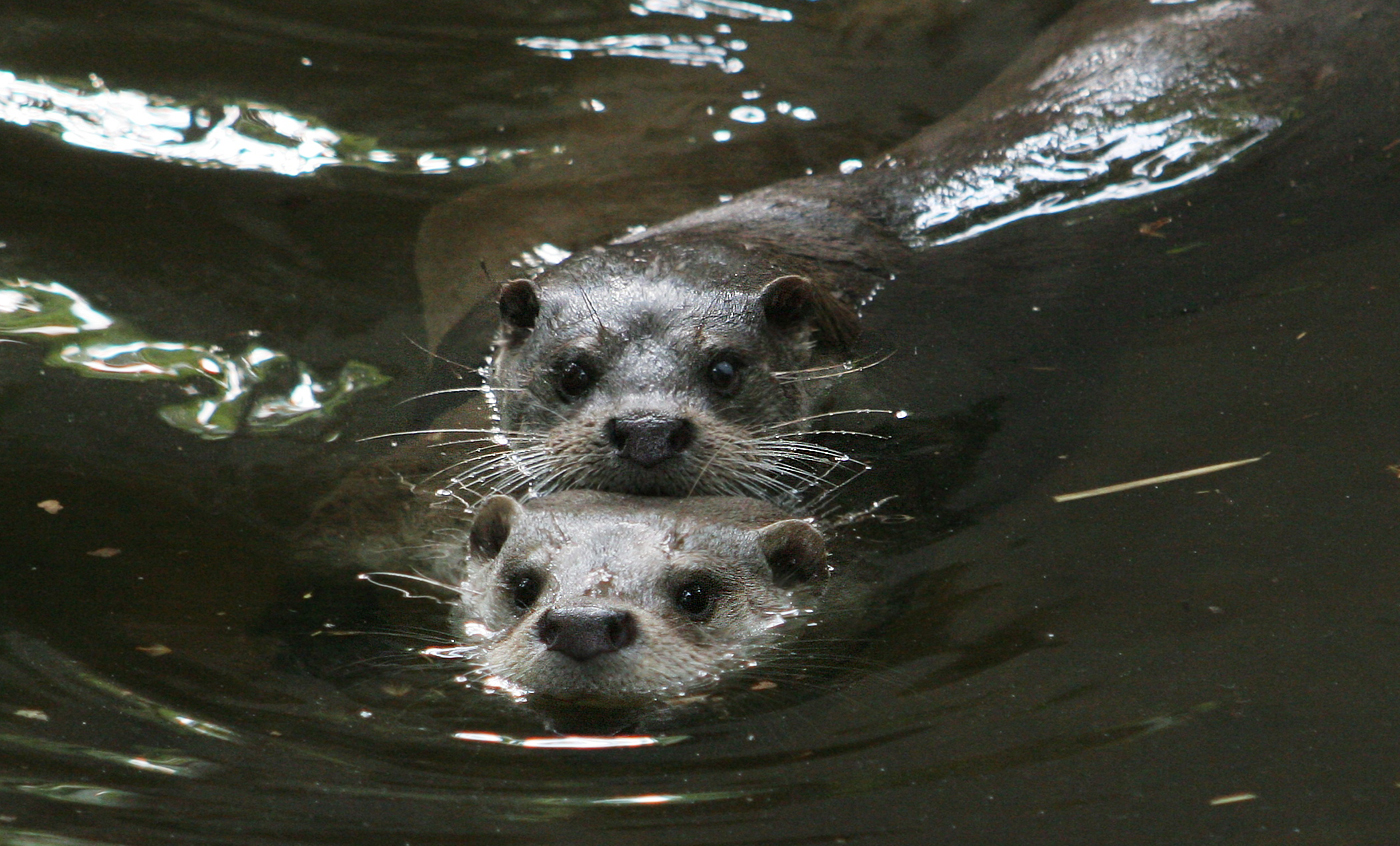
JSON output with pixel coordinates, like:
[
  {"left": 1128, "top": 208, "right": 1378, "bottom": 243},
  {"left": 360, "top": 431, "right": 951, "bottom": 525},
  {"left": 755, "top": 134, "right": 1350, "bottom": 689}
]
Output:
[{"left": 1052, "top": 455, "right": 1266, "bottom": 503}]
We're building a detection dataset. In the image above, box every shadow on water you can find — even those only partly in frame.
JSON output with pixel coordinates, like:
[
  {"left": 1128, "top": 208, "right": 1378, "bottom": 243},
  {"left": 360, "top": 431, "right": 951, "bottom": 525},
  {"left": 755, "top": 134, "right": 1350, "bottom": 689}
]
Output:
[{"left": 4, "top": 1, "right": 1400, "bottom": 844}]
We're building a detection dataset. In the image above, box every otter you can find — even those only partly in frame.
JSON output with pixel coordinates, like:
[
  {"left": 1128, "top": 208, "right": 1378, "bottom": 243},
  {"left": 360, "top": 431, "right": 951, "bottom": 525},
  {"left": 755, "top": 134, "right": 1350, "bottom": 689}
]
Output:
[
  {"left": 415, "top": 490, "right": 867, "bottom": 729},
  {"left": 422, "top": 0, "right": 1400, "bottom": 511},
  {"left": 480, "top": 241, "right": 870, "bottom": 503}
]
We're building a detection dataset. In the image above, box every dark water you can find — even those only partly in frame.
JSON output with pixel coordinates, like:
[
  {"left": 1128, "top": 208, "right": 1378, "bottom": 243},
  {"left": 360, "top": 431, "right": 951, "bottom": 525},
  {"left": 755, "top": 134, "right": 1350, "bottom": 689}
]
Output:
[{"left": 4, "top": 1, "right": 1400, "bottom": 844}]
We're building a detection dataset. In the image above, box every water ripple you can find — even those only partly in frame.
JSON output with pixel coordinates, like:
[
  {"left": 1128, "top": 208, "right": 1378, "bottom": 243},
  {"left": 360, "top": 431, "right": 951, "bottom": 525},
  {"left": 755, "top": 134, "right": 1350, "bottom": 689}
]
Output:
[
  {"left": 629, "top": 0, "right": 793, "bottom": 22},
  {"left": 0, "top": 70, "right": 542, "bottom": 176},
  {"left": 517, "top": 33, "right": 749, "bottom": 73}
]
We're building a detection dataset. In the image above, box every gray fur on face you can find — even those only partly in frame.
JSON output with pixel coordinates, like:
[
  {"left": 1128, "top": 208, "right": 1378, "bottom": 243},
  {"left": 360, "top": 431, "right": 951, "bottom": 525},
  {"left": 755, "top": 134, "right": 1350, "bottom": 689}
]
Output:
[
  {"left": 433, "top": 490, "right": 831, "bottom": 714},
  {"left": 482, "top": 240, "right": 861, "bottom": 503}
]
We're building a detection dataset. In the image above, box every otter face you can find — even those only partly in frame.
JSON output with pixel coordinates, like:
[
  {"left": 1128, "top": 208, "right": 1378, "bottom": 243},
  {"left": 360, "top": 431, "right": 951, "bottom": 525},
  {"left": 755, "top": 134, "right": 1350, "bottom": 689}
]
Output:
[
  {"left": 478, "top": 246, "right": 860, "bottom": 503},
  {"left": 443, "top": 492, "right": 829, "bottom": 719}
]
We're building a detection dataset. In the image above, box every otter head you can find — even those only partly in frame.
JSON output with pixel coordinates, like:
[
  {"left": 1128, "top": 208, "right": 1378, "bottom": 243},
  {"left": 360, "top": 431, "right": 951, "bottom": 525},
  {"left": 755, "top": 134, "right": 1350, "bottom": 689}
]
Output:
[
  {"left": 444, "top": 491, "right": 830, "bottom": 725},
  {"left": 484, "top": 243, "right": 859, "bottom": 501}
]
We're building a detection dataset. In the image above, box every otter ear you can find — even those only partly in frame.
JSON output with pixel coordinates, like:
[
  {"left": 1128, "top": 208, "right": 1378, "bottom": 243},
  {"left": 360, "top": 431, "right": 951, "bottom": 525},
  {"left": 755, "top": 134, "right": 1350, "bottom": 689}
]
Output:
[
  {"left": 759, "top": 275, "right": 816, "bottom": 332},
  {"left": 757, "top": 519, "right": 828, "bottom": 585},
  {"left": 758, "top": 275, "right": 859, "bottom": 356},
  {"left": 498, "top": 279, "right": 540, "bottom": 338},
  {"left": 470, "top": 495, "right": 523, "bottom": 560}
]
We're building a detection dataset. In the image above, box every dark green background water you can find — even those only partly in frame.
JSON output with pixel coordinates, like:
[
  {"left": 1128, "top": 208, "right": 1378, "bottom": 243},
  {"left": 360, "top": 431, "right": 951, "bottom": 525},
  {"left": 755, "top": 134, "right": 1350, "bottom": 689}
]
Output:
[{"left": 3, "top": 1, "right": 1400, "bottom": 843}]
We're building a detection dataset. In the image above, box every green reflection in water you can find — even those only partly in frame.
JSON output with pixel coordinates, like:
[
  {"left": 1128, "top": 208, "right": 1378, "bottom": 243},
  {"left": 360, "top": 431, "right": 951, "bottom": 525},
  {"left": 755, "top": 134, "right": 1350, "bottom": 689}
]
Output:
[{"left": 0, "top": 278, "right": 388, "bottom": 440}]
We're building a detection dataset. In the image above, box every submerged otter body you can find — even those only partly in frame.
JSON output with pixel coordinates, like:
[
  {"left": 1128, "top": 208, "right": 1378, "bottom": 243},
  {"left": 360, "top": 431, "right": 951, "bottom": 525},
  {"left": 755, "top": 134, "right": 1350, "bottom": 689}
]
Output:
[
  {"left": 424, "top": 0, "right": 1400, "bottom": 512},
  {"left": 420, "top": 490, "right": 866, "bottom": 728}
]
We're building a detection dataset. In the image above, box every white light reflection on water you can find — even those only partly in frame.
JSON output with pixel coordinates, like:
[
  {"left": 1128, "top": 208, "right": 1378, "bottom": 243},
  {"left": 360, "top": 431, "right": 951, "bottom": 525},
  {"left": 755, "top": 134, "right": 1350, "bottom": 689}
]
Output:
[
  {"left": 0, "top": 70, "right": 539, "bottom": 176},
  {"left": 629, "top": 0, "right": 793, "bottom": 22},
  {"left": 906, "top": 111, "right": 1278, "bottom": 247},
  {"left": 0, "top": 278, "right": 388, "bottom": 439},
  {"left": 452, "top": 731, "right": 686, "bottom": 749},
  {"left": 896, "top": 0, "right": 1274, "bottom": 246},
  {"left": 729, "top": 105, "right": 766, "bottom": 124},
  {"left": 517, "top": 33, "right": 749, "bottom": 73},
  {"left": 511, "top": 242, "right": 574, "bottom": 272}
]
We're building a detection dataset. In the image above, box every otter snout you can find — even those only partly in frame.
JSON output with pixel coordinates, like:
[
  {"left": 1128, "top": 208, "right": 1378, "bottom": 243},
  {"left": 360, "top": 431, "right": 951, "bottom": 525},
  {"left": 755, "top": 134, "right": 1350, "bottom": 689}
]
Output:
[
  {"left": 537, "top": 606, "right": 638, "bottom": 662},
  {"left": 607, "top": 415, "right": 695, "bottom": 468}
]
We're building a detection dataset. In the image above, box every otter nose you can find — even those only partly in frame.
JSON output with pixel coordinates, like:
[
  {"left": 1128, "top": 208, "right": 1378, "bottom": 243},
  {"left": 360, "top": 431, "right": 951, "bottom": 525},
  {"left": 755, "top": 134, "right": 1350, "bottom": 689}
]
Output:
[
  {"left": 537, "top": 606, "right": 638, "bottom": 662},
  {"left": 608, "top": 415, "right": 694, "bottom": 467}
]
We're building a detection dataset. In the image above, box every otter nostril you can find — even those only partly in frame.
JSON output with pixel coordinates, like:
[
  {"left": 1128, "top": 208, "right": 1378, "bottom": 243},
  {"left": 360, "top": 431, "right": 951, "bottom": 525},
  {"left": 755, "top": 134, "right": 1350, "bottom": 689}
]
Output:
[
  {"left": 605, "top": 418, "right": 626, "bottom": 451},
  {"left": 668, "top": 419, "right": 694, "bottom": 453},
  {"left": 608, "top": 415, "right": 693, "bottom": 468},
  {"left": 537, "top": 606, "right": 637, "bottom": 662}
]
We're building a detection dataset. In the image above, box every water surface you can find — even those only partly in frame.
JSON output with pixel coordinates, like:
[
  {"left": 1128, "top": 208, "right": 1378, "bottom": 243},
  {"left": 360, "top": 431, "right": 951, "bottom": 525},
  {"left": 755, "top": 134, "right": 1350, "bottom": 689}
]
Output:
[{"left": 3, "top": 2, "right": 1400, "bottom": 844}]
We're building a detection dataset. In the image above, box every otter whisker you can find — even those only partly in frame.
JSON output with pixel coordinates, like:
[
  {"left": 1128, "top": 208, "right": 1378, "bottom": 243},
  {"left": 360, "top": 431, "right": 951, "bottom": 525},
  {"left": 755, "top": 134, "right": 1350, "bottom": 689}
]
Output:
[
  {"left": 801, "top": 428, "right": 892, "bottom": 440},
  {"left": 425, "top": 441, "right": 519, "bottom": 461},
  {"left": 685, "top": 441, "right": 728, "bottom": 499},
  {"left": 748, "top": 443, "right": 866, "bottom": 479},
  {"left": 757, "top": 460, "right": 865, "bottom": 490},
  {"left": 448, "top": 459, "right": 540, "bottom": 495},
  {"left": 805, "top": 475, "right": 878, "bottom": 519},
  {"left": 771, "top": 351, "right": 893, "bottom": 383},
  {"left": 403, "top": 334, "right": 485, "bottom": 373},
  {"left": 429, "top": 452, "right": 523, "bottom": 486},
  {"left": 749, "top": 461, "right": 849, "bottom": 490},
  {"left": 440, "top": 441, "right": 551, "bottom": 485},
  {"left": 360, "top": 427, "right": 544, "bottom": 443},
  {"left": 755, "top": 408, "right": 898, "bottom": 434},
  {"left": 748, "top": 440, "right": 863, "bottom": 463},
  {"left": 358, "top": 571, "right": 461, "bottom": 602},
  {"left": 395, "top": 385, "right": 527, "bottom": 408}
]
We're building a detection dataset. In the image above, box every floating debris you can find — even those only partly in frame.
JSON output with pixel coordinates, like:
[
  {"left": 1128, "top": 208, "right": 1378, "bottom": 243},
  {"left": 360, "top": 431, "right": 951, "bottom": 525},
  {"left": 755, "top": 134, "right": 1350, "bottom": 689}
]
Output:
[
  {"left": 1138, "top": 216, "right": 1173, "bottom": 237},
  {"left": 1053, "top": 455, "right": 1265, "bottom": 502},
  {"left": 1208, "top": 792, "right": 1258, "bottom": 806}
]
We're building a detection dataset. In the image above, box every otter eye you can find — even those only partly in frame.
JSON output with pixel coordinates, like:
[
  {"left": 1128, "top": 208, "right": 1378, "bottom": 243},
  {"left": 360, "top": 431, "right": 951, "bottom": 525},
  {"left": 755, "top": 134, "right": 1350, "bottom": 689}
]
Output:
[
  {"left": 705, "top": 353, "right": 745, "bottom": 395},
  {"left": 556, "top": 358, "right": 595, "bottom": 403},
  {"left": 503, "top": 570, "right": 543, "bottom": 612},
  {"left": 674, "top": 578, "right": 719, "bottom": 620}
]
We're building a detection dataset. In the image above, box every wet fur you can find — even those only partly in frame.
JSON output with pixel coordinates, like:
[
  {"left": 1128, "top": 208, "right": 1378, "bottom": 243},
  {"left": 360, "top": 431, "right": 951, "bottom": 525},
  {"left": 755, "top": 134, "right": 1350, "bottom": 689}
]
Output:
[
  {"left": 417, "top": 490, "right": 868, "bottom": 726},
  {"left": 486, "top": 241, "right": 870, "bottom": 503}
]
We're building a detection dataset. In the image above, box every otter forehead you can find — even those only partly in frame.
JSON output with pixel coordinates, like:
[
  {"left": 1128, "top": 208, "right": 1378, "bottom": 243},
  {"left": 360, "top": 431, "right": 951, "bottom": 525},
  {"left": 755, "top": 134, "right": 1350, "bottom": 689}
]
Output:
[
  {"left": 541, "top": 239, "right": 784, "bottom": 291},
  {"left": 534, "top": 276, "right": 757, "bottom": 343},
  {"left": 506, "top": 512, "right": 749, "bottom": 569},
  {"left": 509, "top": 517, "right": 678, "bottom": 589},
  {"left": 495, "top": 499, "right": 803, "bottom": 590}
]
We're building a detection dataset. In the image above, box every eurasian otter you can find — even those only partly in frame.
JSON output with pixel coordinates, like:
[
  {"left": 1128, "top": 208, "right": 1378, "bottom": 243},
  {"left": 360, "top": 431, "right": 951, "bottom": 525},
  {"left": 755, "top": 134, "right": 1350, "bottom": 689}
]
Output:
[
  {"left": 414, "top": 490, "right": 868, "bottom": 728},
  {"left": 422, "top": 0, "right": 1400, "bottom": 512},
  {"left": 480, "top": 241, "right": 871, "bottom": 503}
]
